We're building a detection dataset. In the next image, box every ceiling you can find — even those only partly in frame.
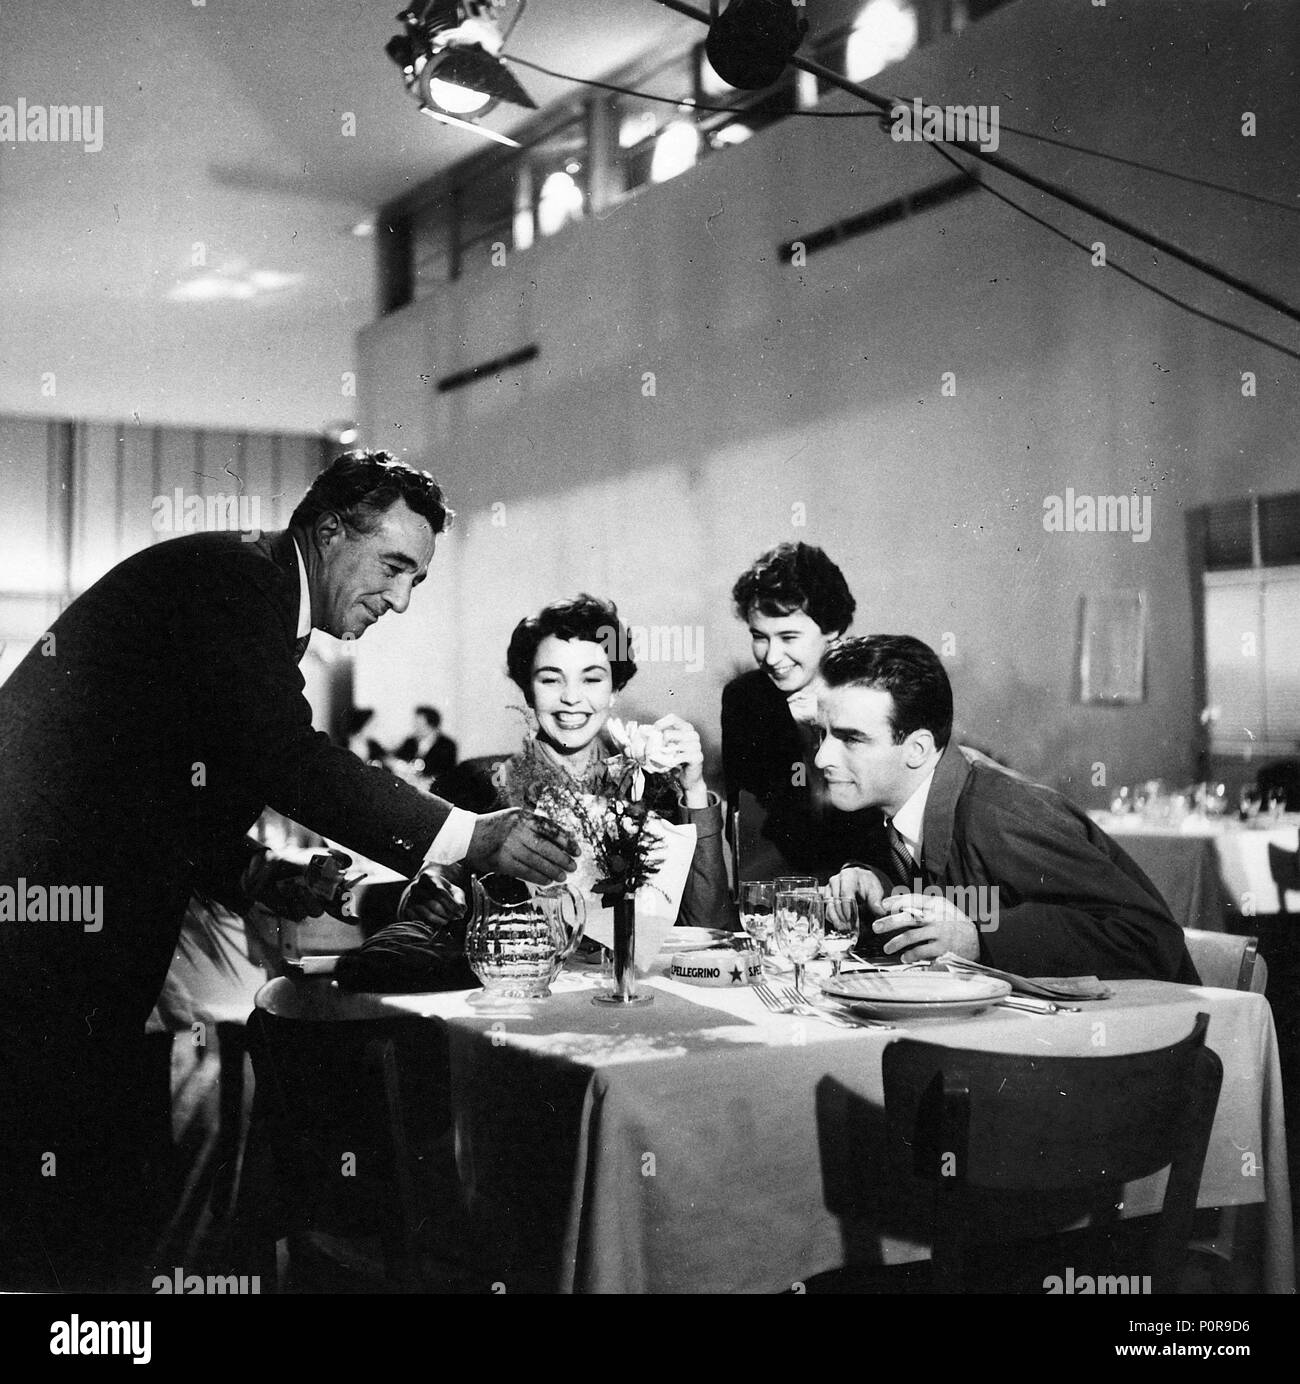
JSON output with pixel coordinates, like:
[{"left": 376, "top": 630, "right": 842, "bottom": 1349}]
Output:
[{"left": 0, "top": 0, "right": 703, "bottom": 430}]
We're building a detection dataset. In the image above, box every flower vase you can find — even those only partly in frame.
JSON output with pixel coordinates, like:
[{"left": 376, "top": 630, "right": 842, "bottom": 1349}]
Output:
[{"left": 592, "top": 891, "right": 653, "bottom": 1007}]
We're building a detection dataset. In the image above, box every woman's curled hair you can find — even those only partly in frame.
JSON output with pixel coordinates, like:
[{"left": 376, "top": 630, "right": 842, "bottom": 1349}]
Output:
[{"left": 506, "top": 593, "right": 637, "bottom": 701}]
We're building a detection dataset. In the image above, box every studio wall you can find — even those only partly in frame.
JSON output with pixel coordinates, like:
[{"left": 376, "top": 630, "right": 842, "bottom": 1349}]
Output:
[
  {"left": 0, "top": 417, "right": 329, "bottom": 690},
  {"left": 354, "top": 0, "right": 1299, "bottom": 800}
]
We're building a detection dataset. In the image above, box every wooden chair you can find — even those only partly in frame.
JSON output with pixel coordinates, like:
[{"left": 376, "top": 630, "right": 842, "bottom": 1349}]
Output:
[
  {"left": 882, "top": 1013, "right": 1223, "bottom": 1293},
  {"left": 1180, "top": 930, "right": 1269, "bottom": 1287},
  {"left": 234, "top": 977, "right": 457, "bottom": 1292},
  {"left": 1182, "top": 928, "right": 1267, "bottom": 993}
]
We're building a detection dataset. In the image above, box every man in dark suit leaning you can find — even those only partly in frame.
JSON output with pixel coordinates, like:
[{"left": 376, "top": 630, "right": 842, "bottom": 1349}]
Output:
[
  {"left": 0, "top": 450, "right": 574, "bottom": 1288},
  {"left": 816, "top": 636, "right": 1197, "bottom": 982}
]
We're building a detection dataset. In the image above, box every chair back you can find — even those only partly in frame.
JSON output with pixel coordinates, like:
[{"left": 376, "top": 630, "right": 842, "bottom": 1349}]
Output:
[
  {"left": 883, "top": 1013, "right": 1223, "bottom": 1292},
  {"left": 434, "top": 754, "right": 513, "bottom": 811},
  {"left": 238, "top": 977, "right": 450, "bottom": 1289},
  {"left": 1256, "top": 759, "right": 1300, "bottom": 811},
  {"left": 1182, "top": 929, "right": 1267, "bottom": 993},
  {"left": 1268, "top": 843, "right": 1300, "bottom": 915}
]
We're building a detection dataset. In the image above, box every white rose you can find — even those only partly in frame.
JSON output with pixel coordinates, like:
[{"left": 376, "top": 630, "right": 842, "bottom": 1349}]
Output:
[{"left": 605, "top": 716, "right": 681, "bottom": 774}]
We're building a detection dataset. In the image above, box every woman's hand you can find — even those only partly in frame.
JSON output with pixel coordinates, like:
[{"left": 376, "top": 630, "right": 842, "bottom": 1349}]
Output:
[{"left": 651, "top": 714, "right": 707, "bottom": 807}]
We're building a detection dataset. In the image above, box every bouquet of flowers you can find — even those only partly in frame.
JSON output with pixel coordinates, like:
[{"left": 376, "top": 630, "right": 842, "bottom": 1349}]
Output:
[{"left": 500, "top": 716, "right": 685, "bottom": 898}]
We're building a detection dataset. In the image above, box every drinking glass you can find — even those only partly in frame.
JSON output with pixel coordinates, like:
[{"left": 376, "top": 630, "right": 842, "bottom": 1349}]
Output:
[
  {"left": 738, "top": 881, "right": 775, "bottom": 957},
  {"left": 1268, "top": 788, "right": 1287, "bottom": 822},
  {"left": 774, "top": 876, "right": 818, "bottom": 895},
  {"left": 1239, "top": 785, "right": 1263, "bottom": 821},
  {"left": 774, "top": 889, "right": 824, "bottom": 997},
  {"left": 821, "top": 891, "right": 858, "bottom": 978}
]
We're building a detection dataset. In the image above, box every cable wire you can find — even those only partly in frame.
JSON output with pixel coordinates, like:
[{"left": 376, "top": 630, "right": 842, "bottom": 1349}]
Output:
[{"left": 924, "top": 140, "right": 1300, "bottom": 366}]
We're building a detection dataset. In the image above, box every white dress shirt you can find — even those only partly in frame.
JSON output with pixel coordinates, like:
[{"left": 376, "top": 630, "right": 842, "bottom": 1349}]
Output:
[{"left": 887, "top": 758, "right": 940, "bottom": 871}]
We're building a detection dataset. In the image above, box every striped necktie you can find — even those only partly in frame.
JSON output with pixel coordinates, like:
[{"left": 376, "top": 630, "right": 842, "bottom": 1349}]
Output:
[{"left": 885, "top": 819, "right": 921, "bottom": 891}]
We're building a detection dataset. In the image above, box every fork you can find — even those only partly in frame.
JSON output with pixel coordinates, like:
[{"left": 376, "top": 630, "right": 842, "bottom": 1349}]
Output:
[
  {"left": 753, "top": 980, "right": 843, "bottom": 1023},
  {"left": 779, "top": 983, "right": 899, "bottom": 1030},
  {"left": 753, "top": 981, "right": 891, "bottom": 1030}
]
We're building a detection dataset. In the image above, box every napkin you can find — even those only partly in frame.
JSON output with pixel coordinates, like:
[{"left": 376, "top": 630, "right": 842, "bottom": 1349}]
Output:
[
  {"left": 579, "top": 817, "right": 696, "bottom": 973},
  {"left": 935, "top": 952, "right": 1113, "bottom": 1000}
]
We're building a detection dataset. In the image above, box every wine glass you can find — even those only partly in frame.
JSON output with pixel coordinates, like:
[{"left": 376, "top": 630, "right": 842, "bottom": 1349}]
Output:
[
  {"left": 1239, "top": 785, "right": 1263, "bottom": 822},
  {"left": 821, "top": 891, "right": 858, "bottom": 979},
  {"left": 1267, "top": 787, "right": 1287, "bottom": 822},
  {"left": 738, "top": 881, "right": 775, "bottom": 958},
  {"left": 774, "top": 889, "right": 824, "bottom": 998}
]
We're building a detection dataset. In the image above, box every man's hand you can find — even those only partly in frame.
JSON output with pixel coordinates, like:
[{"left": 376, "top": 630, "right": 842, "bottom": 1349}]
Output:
[
  {"left": 873, "top": 892, "right": 980, "bottom": 962},
  {"left": 242, "top": 850, "right": 357, "bottom": 921},
  {"left": 784, "top": 681, "right": 823, "bottom": 726},
  {"left": 399, "top": 867, "right": 467, "bottom": 927},
  {"left": 828, "top": 865, "right": 888, "bottom": 920},
  {"left": 467, "top": 808, "right": 578, "bottom": 885}
]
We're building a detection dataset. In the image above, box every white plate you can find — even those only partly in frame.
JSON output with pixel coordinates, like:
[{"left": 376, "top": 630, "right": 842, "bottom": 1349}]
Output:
[
  {"left": 833, "top": 995, "right": 1007, "bottom": 1020},
  {"left": 658, "top": 927, "right": 736, "bottom": 953},
  {"left": 818, "top": 972, "right": 1011, "bottom": 1019}
]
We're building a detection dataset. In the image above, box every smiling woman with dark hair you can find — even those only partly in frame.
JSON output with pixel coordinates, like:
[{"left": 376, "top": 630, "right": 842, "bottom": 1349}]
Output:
[
  {"left": 722, "top": 543, "right": 886, "bottom": 881},
  {"left": 338, "top": 593, "right": 737, "bottom": 993},
  {"left": 506, "top": 592, "right": 639, "bottom": 700}
]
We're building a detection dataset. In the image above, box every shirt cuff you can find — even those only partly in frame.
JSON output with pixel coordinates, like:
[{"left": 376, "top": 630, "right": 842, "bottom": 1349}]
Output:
[{"left": 421, "top": 807, "right": 477, "bottom": 869}]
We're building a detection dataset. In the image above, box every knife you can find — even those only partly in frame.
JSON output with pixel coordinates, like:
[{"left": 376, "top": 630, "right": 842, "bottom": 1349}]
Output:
[{"left": 998, "top": 995, "right": 1082, "bottom": 1014}]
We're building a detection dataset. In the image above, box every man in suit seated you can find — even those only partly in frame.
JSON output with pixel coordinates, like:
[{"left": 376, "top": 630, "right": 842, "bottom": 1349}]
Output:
[
  {"left": 393, "top": 704, "right": 458, "bottom": 782},
  {"left": 0, "top": 450, "right": 575, "bottom": 1289},
  {"left": 817, "top": 635, "right": 1197, "bottom": 982}
]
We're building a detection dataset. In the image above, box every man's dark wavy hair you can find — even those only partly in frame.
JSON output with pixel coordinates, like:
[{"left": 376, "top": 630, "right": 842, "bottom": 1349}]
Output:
[
  {"left": 731, "top": 542, "right": 855, "bottom": 634},
  {"left": 506, "top": 593, "right": 638, "bottom": 704},
  {"left": 290, "top": 450, "right": 453, "bottom": 536},
  {"left": 820, "top": 635, "right": 953, "bottom": 750}
]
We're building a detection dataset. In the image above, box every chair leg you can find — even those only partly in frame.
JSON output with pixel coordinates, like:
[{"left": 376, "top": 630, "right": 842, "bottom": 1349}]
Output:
[
  {"left": 368, "top": 1038, "right": 426, "bottom": 1292},
  {"left": 211, "top": 1022, "right": 248, "bottom": 1215}
]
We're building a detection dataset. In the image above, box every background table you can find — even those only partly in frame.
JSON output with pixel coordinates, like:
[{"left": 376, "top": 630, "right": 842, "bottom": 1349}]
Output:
[
  {"left": 360, "top": 970, "right": 1294, "bottom": 1294},
  {"left": 1091, "top": 813, "right": 1300, "bottom": 929}
]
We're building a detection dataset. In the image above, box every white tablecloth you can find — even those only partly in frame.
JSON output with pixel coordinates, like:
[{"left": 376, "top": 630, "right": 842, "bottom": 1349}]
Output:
[
  {"left": 343, "top": 969, "right": 1295, "bottom": 1294},
  {"left": 1093, "top": 812, "right": 1300, "bottom": 920}
]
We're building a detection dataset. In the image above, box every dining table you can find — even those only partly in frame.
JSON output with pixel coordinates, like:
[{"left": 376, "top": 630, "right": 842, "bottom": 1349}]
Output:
[
  {"left": 1090, "top": 812, "right": 1300, "bottom": 930},
  {"left": 335, "top": 957, "right": 1296, "bottom": 1295}
]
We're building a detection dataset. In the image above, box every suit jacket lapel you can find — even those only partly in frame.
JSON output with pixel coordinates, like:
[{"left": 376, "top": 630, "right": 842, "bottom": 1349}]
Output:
[
  {"left": 250, "top": 530, "right": 304, "bottom": 653},
  {"left": 921, "top": 745, "right": 972, "bottom": 885}
]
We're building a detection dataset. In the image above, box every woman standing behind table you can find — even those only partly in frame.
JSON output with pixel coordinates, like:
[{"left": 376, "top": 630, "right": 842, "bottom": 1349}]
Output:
[
  {"left": 722, "top": 542, "right": 887, "bottom": 882},
  {"left": 337, "top": 595, "right": 736, "bottom": 992}
]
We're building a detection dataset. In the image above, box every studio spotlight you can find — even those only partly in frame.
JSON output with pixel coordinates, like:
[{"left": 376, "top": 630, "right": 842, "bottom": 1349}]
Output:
[
  {"left": 386, "top": 1, "right": 536, "bottom": 146},
  {"left": 704, "top": 0, "right": 808, "bottom": 92}
]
